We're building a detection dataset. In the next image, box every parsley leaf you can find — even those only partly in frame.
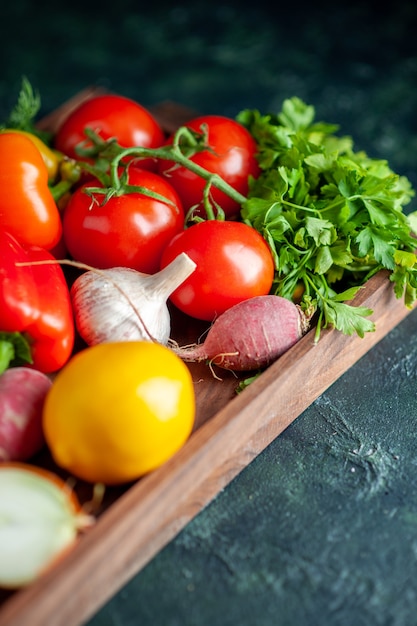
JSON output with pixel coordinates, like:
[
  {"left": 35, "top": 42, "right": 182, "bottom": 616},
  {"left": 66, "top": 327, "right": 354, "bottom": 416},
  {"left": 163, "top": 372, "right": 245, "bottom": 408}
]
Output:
[
  {"left": 237, "top": 97, "right": 416, "bottom": 338},
  {"left": 1, "top": 76, "right": 51, "bottom": 143}
]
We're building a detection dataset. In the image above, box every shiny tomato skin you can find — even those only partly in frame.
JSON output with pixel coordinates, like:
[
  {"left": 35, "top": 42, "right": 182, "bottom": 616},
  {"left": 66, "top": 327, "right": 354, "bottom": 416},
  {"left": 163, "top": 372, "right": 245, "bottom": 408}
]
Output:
[
  {"left": 160, "top": 220, "right": 274, "bottom": 321},
  {"left": 157, "top": 115, "right": 260, "bottom": 219},
  {"left": 54, "top": 94, "right": 165, "bottom": 168},
  {"left": 63, "top": 167, "right": 185, "bottom": 273}
]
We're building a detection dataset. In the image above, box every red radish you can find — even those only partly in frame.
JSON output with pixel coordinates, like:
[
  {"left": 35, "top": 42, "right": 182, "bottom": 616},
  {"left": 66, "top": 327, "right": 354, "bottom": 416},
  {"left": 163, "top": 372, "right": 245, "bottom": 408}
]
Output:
[
  {"left": 173, "top": 295, "right": 311, "bottom": 371},
  {"left": 0, "top": 367, "right": 52, "bottom": 462}
]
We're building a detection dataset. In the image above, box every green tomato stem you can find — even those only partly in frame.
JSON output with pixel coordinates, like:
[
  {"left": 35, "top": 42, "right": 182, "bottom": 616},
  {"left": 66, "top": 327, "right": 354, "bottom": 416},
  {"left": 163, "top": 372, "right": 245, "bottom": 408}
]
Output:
[
  {"left": 78, "top": 126, "right": 248, "bottom": 218},
  {"left": 114, "top": 144, "right": 248, "bottom": 206},
  {"left": 49, "top": 178, "right": 76, "bottom": 202}
]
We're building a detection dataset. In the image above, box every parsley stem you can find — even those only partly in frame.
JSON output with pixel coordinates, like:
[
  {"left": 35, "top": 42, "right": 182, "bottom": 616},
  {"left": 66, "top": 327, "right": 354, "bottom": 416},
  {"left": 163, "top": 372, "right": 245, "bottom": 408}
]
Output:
[
  {"left": 280, "top": 199, "right": 320, "bottom": 214},
  {"left": 275, "top": 245, "right": 314, "bottom": 291}
]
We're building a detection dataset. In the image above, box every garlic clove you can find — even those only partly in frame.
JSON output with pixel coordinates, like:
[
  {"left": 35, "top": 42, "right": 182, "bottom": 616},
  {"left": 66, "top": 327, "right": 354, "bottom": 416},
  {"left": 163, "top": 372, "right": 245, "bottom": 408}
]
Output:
[{"left": 70, "top": 253, "right": 196, "bottom": 347}]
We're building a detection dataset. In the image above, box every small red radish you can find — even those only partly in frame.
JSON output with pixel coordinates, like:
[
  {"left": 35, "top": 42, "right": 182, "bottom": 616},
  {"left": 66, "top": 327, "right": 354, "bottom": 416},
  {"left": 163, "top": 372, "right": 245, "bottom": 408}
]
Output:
[
  {"left": 0, "top": 367, "right": 52, "bottom": 462},
  {"left": 173, "top": 295, "right": 311, "bottom": 372}
]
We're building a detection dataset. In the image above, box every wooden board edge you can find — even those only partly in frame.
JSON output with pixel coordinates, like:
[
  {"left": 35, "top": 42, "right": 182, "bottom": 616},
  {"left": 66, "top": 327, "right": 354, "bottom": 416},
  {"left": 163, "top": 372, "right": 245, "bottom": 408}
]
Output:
[
  {"left": 35, "top": 86, "right": 199, "bottom": 136},
  {"left": 35, "top": 86, "right": 107, "bottom": 134}
]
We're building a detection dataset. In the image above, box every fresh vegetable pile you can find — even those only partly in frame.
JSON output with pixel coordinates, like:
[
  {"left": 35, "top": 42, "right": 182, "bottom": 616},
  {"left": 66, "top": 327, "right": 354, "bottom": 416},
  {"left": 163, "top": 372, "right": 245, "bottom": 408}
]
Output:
[{"left": 0, "top": 77, "right": 416, "bottom": 589}]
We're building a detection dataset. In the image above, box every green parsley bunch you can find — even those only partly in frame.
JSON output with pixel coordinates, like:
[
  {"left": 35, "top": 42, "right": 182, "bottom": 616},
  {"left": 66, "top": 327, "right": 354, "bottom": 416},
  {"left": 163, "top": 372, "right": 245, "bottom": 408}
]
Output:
[{"left": 237, "top": 97, "right": 417, "bottom": 340}]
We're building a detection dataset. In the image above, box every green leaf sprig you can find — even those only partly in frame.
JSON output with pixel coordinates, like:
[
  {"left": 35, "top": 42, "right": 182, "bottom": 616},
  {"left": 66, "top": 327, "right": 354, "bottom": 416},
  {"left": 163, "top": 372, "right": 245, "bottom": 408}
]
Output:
[
  {"left": 0, "top": 332, "right": 33, "bottom": 375},
  {"left": 237, "top": 97, "right": 417, "bottom": 340},
  {"left": 1, "top": 76, "right": 51, "bottom": 144}
]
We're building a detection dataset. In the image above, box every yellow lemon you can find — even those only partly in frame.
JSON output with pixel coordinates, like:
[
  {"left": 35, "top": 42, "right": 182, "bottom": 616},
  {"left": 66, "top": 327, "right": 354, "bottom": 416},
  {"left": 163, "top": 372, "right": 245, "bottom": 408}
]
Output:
[{"left": 43, "top": 342, "right": 195, "bottom": 485}]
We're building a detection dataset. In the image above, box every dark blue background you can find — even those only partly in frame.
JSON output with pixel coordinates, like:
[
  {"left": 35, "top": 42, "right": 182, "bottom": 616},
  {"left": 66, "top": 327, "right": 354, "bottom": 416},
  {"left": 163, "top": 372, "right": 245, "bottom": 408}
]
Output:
[
  {"left": 2, "top": 0, "right": 416, "bottom": 190},
  {"left": 2, "top": 1, "right": 417, "bottom": 624}
]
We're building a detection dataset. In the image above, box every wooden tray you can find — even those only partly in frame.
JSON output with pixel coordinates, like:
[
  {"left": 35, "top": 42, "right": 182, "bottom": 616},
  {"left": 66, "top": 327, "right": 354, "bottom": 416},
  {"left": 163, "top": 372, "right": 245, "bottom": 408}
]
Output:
[{"left": 0, "top": 88, "right": 415, "bottom": 626}]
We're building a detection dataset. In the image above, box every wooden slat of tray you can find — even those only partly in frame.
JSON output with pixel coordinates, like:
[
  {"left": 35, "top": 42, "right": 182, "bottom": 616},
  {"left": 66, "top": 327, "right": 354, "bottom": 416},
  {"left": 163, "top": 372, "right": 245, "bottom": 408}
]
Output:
[{"left": 0, "top": 90, "right": 416, "bottom": 626}]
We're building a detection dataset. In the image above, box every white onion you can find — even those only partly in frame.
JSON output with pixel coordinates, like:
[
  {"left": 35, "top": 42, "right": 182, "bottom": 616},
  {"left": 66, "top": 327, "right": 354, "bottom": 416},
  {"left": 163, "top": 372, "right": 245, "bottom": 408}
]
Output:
[{"left": 0, "top": 464, "right": 94, "bottom": 588}]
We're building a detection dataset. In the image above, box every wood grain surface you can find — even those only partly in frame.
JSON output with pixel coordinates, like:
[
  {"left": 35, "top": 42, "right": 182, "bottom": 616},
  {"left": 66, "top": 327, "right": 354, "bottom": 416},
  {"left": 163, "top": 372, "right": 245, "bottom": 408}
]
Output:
[{"left": 0, "top": 90, "right": 415, "bottom": 626}]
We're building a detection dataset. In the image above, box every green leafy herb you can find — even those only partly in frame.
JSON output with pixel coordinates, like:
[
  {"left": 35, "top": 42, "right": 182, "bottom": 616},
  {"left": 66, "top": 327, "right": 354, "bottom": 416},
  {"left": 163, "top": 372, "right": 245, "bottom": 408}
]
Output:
[
  {"left": 1, "top": 77, "right": 51, "bottom": 143},
  {"left": 0, "top": 332, "right": 33, "bottom": 375},
  {"left": 237, "top": 97, "right": 416, "bottom": 339}
]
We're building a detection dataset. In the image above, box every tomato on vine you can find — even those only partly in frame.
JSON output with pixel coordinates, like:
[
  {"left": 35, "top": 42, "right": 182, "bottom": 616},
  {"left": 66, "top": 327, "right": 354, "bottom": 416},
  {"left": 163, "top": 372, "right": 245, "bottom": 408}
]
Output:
[
  {"left": 160, "top": 220, "right": 275, "bottom": 321},
  {"left": 157, "top": 115, "right": 260, "bottom": 219},
  {"left": 54, "top": 94, "right": 165, "bottom": 170},
  {"left": 62, "top": 166, "right": 185, "bottom": 273}
]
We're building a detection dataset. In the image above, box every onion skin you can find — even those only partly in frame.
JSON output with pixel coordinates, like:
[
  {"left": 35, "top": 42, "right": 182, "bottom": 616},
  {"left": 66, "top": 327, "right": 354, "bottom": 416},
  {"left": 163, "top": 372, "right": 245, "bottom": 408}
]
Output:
[
  {"left": 71, "top": 267, "right": 171, "bottom": 345},
  {"left": 70, "top": 252, "right": 197, "bottom": 346},
  {"left": 0, "top": 367, "right": 52, "bottom": 462},
  {"left": 0, "top": 463, "right": 94, "bottom": 589},
  {"left": 174, "top": 295, "right": 310, "bottom": 371}
]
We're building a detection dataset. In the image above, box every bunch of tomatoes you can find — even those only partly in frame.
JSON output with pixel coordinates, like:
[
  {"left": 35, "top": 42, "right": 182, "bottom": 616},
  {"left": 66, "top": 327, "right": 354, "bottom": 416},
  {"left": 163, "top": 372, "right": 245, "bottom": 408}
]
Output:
[
  {"left": 0, "top": 88, "right": 276, "bottom": 490},
  {"left": 55, "top": 92, "right": 275, "bottom": 321}
]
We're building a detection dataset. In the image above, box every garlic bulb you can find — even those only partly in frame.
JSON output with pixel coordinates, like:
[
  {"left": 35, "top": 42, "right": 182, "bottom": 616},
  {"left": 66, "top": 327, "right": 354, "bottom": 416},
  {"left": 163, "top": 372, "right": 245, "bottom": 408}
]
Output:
[{"left": 70, "top": 252, "right": 196, "bottom": 346}]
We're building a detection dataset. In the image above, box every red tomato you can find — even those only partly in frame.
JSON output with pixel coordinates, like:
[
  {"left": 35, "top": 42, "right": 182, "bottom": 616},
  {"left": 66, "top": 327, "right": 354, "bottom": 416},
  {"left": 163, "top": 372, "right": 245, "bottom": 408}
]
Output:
[
  {"left": 160, "top": 220, "right": 274, "bottom": 321},
  {"left": 157, "top": 115, "right": 260, "bottom": 219},
  {"left": 54, "top": 94, "right": 165, "bottom": 169},
  {"left": 63, "top": 167, "right": 185, "bottom": 273}
]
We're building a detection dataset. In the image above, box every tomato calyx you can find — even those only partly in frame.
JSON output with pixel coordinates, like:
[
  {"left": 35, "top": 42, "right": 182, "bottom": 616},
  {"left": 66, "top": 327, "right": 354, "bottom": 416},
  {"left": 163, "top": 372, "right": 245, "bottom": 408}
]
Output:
[
  {"left": 75, "top": 126, "right": 248, "bottom": 220},
  {"left": 82, "top": 170, "right": 180, "bottom": 209}
]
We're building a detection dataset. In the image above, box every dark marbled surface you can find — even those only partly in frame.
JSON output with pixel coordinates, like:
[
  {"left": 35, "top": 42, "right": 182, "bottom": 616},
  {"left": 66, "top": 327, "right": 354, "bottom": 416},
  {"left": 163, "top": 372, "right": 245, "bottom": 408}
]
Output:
[
  {"left": 2, "top": 0, "right": 417, "bottom": 188},
  {"left": 1, "top": 0, "right": 417, "bottom": 624}
]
